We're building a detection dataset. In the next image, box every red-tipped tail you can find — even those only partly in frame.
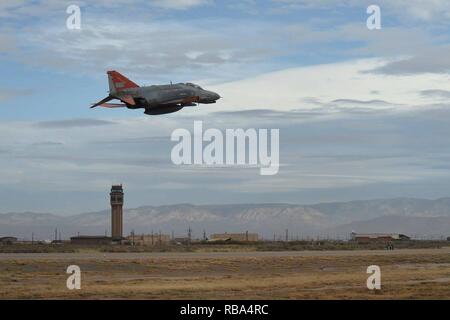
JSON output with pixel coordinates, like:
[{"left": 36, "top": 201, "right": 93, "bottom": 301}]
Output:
[{"left": 107, "top": 70, "right": 139, "bottom": 93}]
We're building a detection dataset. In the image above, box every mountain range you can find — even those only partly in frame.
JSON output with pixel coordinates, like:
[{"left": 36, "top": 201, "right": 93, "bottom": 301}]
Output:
[{"left": 1, "top": 198, "right": 450, "bottom": 240}]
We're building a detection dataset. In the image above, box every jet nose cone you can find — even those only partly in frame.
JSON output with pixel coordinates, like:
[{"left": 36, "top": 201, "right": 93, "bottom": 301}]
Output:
[{"left": 199, "top": 90, "right": 221, "bottom": 104}]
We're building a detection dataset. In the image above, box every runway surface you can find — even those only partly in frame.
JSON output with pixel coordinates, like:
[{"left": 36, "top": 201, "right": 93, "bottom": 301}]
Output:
[{"left": 0, "top": 247, "right": 449, "bottom": 261}]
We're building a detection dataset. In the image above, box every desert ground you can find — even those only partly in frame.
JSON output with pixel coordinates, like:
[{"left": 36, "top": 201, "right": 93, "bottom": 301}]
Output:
[{"left": 0, "top": 247, "right": 449, "bottom": 299}]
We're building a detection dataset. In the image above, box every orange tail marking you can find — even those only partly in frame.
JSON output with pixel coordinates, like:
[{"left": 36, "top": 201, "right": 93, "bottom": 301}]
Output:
[{"left": 107, "top": 70, "right": 140, "bottom": 92}]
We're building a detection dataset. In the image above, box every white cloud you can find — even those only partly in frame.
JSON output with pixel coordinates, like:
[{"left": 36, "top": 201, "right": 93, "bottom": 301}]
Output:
[
  {"left": 205, "top": 58, "right": 450, "bottom": 113},
  {"left": 2, "top": 0, "right": 447, "bottom": 85},
  {"left": 0, "top": 89, "right": 32, "bottom": 102},
  {"left": 151, "top": 0, "right": 211, "bottom": 10},
  {"left": 0, "top": 0, "right": 211, "bottom": 18},
  {"left": 0, "top": 33, "right": 16, "bottom": 52},
  {"left": 7, "top": 16, "right": 282, "bottom": 84},
  {"left": 3, "top": 105, "right": 450, "bottom": 213},
  {"left": 380, "top": 0, "right": 450, "bottom": 22},
  {"left": 272, "top": 0, "right": 450, "bottom": 22},
  {"left": 0, "top": 0, "right": 26, "bottom": 17}
]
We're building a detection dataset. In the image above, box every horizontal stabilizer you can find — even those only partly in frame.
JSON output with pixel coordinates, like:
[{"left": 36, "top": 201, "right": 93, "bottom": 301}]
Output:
[
  {"left": 96, "top": 103, "right": 126, "bottom": 108},
  {"left": 91, "top": 96, "right": 113, "bottom": 108}
]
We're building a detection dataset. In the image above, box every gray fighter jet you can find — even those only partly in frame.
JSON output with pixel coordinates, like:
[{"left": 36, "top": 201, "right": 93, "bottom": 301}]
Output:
[{"left": 91, "top": 71, "right": 220, "bottom": 115}]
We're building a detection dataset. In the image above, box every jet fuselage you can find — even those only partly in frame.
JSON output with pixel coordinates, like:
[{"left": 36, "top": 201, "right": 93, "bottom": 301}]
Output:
[{"left": 119, "top": 83, "right": 220, "bottom": 109}]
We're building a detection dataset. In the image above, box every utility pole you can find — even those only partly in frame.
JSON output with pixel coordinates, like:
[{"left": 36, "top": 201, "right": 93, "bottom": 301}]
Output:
[
  {"left": 54, "top": 228, "right": 57, "bottom": 242},
  {"left": 285, "top": 229, "right": 288, "bottom": 242},
  {"left": 203, "top": 229, "right": 206, "bottom": 241},
  {"left": 188, "top": 226, "right": 192, "bottom": 245},
  {"left": 31, "top": 232, "right": 34, "bottom": 245}
]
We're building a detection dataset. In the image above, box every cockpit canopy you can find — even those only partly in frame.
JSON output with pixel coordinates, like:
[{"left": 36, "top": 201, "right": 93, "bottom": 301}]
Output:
[{"left": 185, "top": 83, "right": 203, "bottom": 90}]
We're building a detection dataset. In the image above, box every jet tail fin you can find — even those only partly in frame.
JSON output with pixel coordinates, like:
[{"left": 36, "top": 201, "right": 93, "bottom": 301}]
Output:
[{"left": 107, "top": 70, "right": 140, "bottom": 94}]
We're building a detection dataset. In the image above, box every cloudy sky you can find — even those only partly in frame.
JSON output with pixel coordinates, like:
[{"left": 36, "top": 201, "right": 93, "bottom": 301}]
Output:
[{"left": 1, "top": 0, "right": 450, "bottom": 214}]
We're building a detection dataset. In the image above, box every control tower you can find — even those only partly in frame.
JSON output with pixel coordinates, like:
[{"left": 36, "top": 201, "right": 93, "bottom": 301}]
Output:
[{"left": 110, "top": 184, "right": 124, "bottom": 240}]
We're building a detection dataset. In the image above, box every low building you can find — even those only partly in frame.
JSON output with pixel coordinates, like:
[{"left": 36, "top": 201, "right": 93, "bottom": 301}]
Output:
[
  {"left": 0, "top": 237, "right": 18, "bottom": 245},
  {"left": 70, "top": 236, "right": 112, "bottom": 245},
  {"left": 126, "top": 233, "right": 171, "bottom": 246},
  {"left": 173, "top": 237, "right": 191, "bottom": 244},
  {"left": 210, "top": 232, "right": 259, "bottom": 242},
  {"left": 350, "top": 232, "right": 410, "bottom": 242}
]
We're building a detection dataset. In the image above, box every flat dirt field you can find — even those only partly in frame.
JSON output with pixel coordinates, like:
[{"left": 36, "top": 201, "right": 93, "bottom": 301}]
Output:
[{"left": 0, "top": 248, "right": 449, "bottom": 299}]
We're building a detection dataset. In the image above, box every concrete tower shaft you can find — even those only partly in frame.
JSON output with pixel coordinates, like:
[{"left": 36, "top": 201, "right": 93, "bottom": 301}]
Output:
[{"left": 110, "top": 184, "right": 124, "bottom": 240}]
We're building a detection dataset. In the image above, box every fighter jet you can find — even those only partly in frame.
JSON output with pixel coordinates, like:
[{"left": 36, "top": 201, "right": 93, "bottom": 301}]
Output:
[{"left": 91, "top": 71, "right": 220, "bottom": 115}]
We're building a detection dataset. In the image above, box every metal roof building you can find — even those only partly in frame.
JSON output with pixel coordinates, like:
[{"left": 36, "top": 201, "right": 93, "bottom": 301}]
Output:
[{"left": 350, "top": 232, "right": 410, "bottom": 242}]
